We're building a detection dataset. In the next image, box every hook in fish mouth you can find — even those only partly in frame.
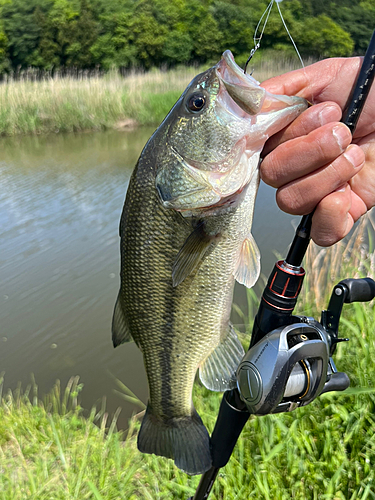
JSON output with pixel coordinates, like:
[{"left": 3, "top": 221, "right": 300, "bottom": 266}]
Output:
[
  {"left": 216, "top": 50, "right": 266, "bottom": 116},
  {"left": 216, "top": 50, "right": 308, "bottom": 117}
]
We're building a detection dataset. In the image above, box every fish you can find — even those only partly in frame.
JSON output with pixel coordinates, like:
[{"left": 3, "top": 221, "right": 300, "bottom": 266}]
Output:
[{"left": 112, "top": 50, "right": 308, "bottom": 475}]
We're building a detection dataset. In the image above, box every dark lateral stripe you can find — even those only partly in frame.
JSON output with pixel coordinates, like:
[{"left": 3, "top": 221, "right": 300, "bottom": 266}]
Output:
[{"left": 160, "top": 229, "right": 177, "bottom": 417}]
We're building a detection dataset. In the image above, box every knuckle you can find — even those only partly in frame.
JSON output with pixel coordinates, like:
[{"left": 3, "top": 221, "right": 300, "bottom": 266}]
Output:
[
  {"left": 328, "top": 153, "right": 359, "bottom": 187},
  {"left": 312, "top": 232, "right": 343, "bottom": 247},
  {"left": 260, "top": 154, "right": 284, "bottom": 187},
  {"left": 315, "top": 133, "right": 341, "bottom": 162},
  {"left": 276, "top": 184, "right": 307, "bottom": 215},
  {"left": 311, "top": 123, "right": 349, "bottom": 163},
  {"left": 311, "top": 192, "right": 352, "bottom": 246},
  {"left": 312, "top": 219, "right": 349, "bottom": 246},
  {"left": 313, "top": 136, "right": 329, "bottom": 160}
]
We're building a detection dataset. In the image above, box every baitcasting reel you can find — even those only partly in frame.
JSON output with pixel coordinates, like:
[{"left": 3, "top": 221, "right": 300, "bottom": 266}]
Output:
[{"left": 236, "top": 277, "right": 375, "bottom": 415}]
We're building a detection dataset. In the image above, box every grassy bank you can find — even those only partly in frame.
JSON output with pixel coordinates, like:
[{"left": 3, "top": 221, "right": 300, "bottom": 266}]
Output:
[
  {"left": 0, "top": 57, "right": 305, "bottom": 136},
  {"left": 1, "top": 214, "right": 375, "bottom": 499}
]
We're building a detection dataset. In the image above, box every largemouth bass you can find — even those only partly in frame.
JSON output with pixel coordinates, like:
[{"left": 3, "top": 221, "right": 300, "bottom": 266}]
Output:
[{"left": 112, "top": 51, "right": 307, "bottom": 475}]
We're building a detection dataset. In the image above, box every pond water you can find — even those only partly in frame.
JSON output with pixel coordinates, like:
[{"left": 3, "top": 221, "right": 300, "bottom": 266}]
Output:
[{"left": 0, "top": 128, "right": 300, "bottom": 427}]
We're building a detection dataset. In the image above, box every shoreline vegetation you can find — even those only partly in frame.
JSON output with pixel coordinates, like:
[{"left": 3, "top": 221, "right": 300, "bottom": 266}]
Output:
[
  {"left": 0, "top": 57, "right": 309, "bottom": 137},
  {"left": 1, "top": 214, "right": 375, "bottom": 499}
]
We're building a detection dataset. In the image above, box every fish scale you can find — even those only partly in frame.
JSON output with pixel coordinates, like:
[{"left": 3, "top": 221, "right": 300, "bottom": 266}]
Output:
[{"left": 112, "top": 50, "right": 307, "bottom": 475}]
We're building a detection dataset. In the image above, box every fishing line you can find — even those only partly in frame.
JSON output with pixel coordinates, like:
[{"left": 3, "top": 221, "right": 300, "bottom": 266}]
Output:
[
  {"left": 244, "top": 0, "right": 304, "bottom": 74},
  {"left": 276, "top": 0, "right": 304, "bottom": 69},
  {"left": 244, "top": 0, "right": 274, "bottom": 73}
]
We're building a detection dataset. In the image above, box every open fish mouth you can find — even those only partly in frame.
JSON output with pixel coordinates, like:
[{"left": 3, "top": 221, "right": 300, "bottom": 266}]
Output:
[
  {"left": 216, "top": 50, "right": 267, "bottom": 116},
  {"left": 216, "top": 50, "right": 307, "bottom": 117}
]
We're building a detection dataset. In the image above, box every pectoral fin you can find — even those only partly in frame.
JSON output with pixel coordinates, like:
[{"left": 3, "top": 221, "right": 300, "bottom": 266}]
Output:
[
  {"left": 234, "top": 234, "right": 261, "bottom": 288},
  {"left": 199, "top": 323, "right": 245, "bottom": 392},
  {"left": 112, "top": 292, "right": 133, "bottom": 347},
  {"left": 172, "top": 223, "right": 218, "bottom": 287}
]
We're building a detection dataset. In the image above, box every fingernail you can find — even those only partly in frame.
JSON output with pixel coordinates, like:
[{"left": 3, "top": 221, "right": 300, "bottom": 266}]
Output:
[
  {"left": 332, "top": 124, "right": 351, "bottom": 151},
  {"left": 343, "top": 145, "right": 365, "bottom": 169},
  {"left": 318, "top": 105, "right": 341, "bottom": 126}
]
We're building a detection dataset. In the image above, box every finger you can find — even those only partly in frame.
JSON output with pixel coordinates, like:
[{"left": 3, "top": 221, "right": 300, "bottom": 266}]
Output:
[
  {"left": 348, "top": 189, "right": 369, "bottom": 222},
  {"left": 262, "top": 102, "right": 342, "bottom": 156},
  {"left": 262, "top": 122, "right": 352, "bottom": 188},
  {"left": 275, "top": 144, "right": 366, "bottom": 215},
  {"left": 310, "top": 184, "right": 353, "bottom": 246},
  {"left": 350, "top": 132, "right": 375, "bottom": 208},
  {"left": 261, "top": 58, "right": 361, "bottom": 106},
  {"left": 261, "top": 57, "right": 375, "bottom": 139},
  {"left": 311, "top": 185, "right": 367, "bottom": 246}
]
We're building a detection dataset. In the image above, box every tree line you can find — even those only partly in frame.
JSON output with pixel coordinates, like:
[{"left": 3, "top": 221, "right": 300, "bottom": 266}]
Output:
[{"left": 0, "top": 0, "right": 373, "bottom": 73}]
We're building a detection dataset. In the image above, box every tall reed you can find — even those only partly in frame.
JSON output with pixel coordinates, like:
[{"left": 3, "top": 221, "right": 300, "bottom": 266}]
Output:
[
  {"left": 300, "top": 212, "right": 375, "bottom": 313},
  {"left": 0, "top": 57, "right": 305, "bottom": 136}
]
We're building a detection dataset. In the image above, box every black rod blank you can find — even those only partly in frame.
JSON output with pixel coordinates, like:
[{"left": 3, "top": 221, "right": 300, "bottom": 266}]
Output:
[{"left": 343, "top": 31, "right": 375, "bottom": 133}]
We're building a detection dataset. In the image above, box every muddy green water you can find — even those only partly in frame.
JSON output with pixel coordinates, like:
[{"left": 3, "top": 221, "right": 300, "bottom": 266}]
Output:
[{"left": 0, "top": 129, "right": 298, "bottom": 427}]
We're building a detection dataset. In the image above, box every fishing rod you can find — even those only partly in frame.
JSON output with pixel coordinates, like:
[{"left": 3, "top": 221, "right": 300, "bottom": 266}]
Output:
[{"left": 189, "top": 29, "right": 375, "bottom": 500}]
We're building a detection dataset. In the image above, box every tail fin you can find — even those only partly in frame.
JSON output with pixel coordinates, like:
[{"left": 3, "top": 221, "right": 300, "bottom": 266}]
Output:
[{"left": 137, "top": 405, "right": 212, "bottom": 475}]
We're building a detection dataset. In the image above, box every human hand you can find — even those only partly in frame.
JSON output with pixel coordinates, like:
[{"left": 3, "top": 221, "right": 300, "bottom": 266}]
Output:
[{"left": 260, "top": 57, "right": 375, "bottom": 246}]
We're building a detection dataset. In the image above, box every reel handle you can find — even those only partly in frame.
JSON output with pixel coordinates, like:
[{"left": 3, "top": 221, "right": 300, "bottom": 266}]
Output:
[
  {"left": 322, "top": 277, "right": 375, "bottom": 353},
  {"left": 320, "top": 371, "right": 350, "bottom": 395},
  {"left": 339, "top": 278, "right": 375, "bottom": 303}
]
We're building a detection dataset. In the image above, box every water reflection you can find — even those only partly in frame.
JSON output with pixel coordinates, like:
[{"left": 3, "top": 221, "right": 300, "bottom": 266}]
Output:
[{"left": 0, "top": 129, "right": 297, "bottom": 427}]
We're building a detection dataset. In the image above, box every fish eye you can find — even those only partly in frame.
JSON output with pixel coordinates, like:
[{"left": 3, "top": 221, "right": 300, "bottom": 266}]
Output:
[{"left": 187, "top": 93, "right": 206, "bottom": 113}]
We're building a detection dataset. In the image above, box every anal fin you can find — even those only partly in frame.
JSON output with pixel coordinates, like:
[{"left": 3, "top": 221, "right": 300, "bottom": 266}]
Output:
[
  {"left": 112, "top": 291, "right": 133, "bottom": 347},
  {"left": 234, "top": 233, "right": 261, "bottom": 289},
  {"left": 199, "top": 323, "right": 245, "bottom": 392}
]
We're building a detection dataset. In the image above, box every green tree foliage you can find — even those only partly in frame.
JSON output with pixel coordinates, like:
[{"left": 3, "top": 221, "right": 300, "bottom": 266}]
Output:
[
  {"left": 210, "top": 1, "right": 257, "bottom": 57},
  {"left": 285, "top": 0, "right": 374, "bottom": 54},
  {"left": 0, "top": 0, "right": 369, "bottom": 72},
  {"left": 1, "top": 0, "right": 47, "bottom": 68},
  {"left": 162, "top": 31, "right": 192, "bottom": 65},
  {"left": 295, "top": 14, "right": 354, "bottom": 58}
]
